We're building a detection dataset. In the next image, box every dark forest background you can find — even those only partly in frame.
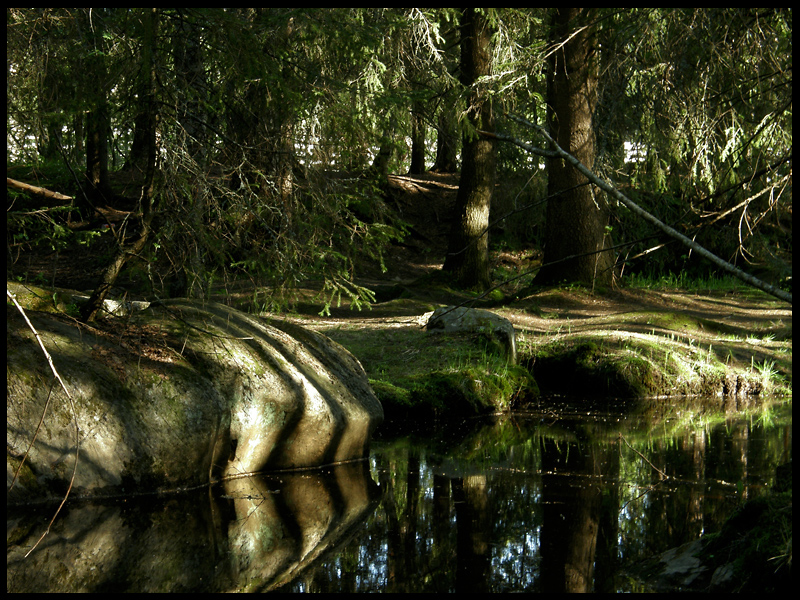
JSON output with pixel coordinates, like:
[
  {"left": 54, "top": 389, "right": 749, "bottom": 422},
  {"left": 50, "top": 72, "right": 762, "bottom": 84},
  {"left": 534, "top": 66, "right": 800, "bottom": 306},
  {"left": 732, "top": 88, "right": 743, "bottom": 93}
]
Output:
[{"left": 7, "top": 9, "right": 792, "bottom": 317}]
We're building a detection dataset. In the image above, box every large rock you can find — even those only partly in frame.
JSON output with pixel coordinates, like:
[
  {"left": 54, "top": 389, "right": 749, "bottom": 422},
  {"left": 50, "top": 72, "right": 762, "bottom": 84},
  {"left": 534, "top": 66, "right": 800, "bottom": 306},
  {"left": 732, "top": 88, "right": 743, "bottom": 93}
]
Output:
[
  {"left": 7, "top": 298, "right": 383, "bottom": 503},
  {"left": 427, "top": 306, "right": 517, "bottom": 363}
]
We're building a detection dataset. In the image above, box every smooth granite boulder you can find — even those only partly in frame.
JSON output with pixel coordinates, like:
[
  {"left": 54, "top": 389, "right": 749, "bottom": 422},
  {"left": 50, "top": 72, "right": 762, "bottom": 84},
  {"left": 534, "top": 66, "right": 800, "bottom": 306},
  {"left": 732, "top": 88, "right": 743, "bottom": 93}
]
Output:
[
  {"left": 427, "top": 305, "right": 517, "bottom": 364},
  {"left": 7, "top": 296, "right": 383, "bottom": 503}
]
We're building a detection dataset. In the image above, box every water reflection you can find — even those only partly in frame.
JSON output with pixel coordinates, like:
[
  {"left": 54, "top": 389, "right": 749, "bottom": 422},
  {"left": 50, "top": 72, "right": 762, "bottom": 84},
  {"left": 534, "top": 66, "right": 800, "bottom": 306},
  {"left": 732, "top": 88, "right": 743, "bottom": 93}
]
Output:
[
  {"left": 289, "top": 398, "right": 791, "bottom": 593},
  {"left": 7, "top": 462, "right": 380, "bottom": 592},
  {"left": 7, "top": 398, "right": 791, "bottom": 593}
]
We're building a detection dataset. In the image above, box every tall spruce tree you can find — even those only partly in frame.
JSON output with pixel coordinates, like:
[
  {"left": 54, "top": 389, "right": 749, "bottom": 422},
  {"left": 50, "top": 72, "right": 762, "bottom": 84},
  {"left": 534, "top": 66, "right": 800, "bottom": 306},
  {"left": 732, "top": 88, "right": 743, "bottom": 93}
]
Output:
[
  {"left": 443, "top": 8, "right": 497, "bottom": 290},
  {"left": 535, "top": 8, "right": 615, "bottom": 288}
]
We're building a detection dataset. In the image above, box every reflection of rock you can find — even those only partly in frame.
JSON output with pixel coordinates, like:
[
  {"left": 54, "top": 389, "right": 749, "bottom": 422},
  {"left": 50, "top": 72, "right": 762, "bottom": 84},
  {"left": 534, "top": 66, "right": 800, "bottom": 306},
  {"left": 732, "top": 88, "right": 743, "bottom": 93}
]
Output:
[
  {"left": 632, "top": 539, "right": 709, "bottom": 591},
  {"left": 624, "top": 538, "right": 739, "bottom": 593},
  {"left": 6, "top": 462, "right": 379, "bottom": 592},
  {"left": 427, "top": 306, "right": 516, "bottom": 363},
  {"left": 226, "top": 461, "right": 379, "bottom": 591},
  {"left": 7, "top": 298, "right": 383, "bottom": 502}
]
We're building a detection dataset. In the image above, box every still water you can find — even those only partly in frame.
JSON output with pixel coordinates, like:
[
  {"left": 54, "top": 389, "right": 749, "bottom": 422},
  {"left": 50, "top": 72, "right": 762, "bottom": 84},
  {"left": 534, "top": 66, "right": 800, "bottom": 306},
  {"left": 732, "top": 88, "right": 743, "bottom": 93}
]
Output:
[{"left": 7, "top": 397, "right": 791, "bottom": 593}]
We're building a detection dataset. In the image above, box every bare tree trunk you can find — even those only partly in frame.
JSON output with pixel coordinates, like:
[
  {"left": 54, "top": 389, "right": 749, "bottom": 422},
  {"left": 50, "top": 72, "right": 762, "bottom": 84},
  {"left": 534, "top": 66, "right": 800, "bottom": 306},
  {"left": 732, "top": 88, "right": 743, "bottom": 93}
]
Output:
[
  {"left": 535, "top": 8, "right": 615, "bottom": 289},
  {"left": 443, "top": 8, "right": 496, "bottom": 290}
]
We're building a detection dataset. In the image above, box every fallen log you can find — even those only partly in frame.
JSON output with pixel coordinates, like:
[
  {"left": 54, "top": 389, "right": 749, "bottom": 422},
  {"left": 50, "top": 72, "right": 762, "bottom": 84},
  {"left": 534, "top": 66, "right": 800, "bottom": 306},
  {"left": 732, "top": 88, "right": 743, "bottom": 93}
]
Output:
[
  {"left": 481, "top": 115, "right": 792, "bottom": 305},
  {"left": 7, "top": 177, "right": 74, "bottom": 202}
]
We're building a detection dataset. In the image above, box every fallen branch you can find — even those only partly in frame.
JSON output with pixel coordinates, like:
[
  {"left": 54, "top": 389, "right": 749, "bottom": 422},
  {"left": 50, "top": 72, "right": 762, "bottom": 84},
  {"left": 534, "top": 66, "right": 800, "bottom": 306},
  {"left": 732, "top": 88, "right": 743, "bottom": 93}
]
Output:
[
  {"left": 486, "top": 114, "right": 792, "bottom": 305},
  {"left": 7, "top": 177, "right": 74, "bottom": 202}
]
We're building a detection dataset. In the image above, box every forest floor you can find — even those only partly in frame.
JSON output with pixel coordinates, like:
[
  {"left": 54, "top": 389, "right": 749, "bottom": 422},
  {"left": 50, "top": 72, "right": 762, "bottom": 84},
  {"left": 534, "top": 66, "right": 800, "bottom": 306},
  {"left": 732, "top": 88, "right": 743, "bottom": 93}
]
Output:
[
  {"left": 278, "top": 173, "right": 793, "bottom": 416},
  {"left": 7, "top": 171, "right": 793, "bottom": 413}
]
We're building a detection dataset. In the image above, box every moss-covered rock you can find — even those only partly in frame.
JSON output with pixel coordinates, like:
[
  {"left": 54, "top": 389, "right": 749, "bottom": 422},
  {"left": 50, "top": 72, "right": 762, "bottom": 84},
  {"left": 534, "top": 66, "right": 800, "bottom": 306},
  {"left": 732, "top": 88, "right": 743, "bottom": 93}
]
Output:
[
  {"left": 371, "top": 362, "right": 538, "bottom": 422},
  {"left": 7, "top": 298, "right": 383, "bottom": 503},
  {"left": 427, "top": 305, "right": 517, "bottom": 363}
]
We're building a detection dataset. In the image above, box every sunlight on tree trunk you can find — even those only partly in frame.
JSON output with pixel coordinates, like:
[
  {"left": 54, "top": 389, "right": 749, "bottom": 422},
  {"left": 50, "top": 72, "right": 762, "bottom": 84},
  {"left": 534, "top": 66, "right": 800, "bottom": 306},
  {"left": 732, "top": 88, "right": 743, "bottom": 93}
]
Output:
[
  {"left": 443, "top": 8, "right": 496, "bottom": 291},
  {"left": 535, "top": 8, "right": 615, "bottom": 289}
]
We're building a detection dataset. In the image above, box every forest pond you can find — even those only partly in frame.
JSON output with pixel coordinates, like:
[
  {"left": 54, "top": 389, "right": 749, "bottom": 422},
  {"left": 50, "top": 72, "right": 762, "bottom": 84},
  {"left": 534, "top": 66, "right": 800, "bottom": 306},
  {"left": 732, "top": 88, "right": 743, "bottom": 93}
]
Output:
[{"left": 7, "top": 396, "right": 792, "bottom": 593}]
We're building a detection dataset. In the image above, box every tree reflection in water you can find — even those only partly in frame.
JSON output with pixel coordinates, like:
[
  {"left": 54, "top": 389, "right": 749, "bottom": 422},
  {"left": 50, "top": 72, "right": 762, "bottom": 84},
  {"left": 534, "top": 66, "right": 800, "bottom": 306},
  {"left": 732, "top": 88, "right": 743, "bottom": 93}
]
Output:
[
  {"left": 288, "top": 398, "right": 791, "bottom": 593},
  {"left": 8, "top": 398, "right": 790, "bottom": 592}
]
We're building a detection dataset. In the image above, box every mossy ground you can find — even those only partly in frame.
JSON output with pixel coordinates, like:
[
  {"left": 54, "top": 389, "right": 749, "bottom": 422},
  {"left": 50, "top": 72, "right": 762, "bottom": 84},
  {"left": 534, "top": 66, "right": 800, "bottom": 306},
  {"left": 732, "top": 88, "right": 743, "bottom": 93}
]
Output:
[
  {"left": 275, "top": 282, "right": 791, "bottom": 421},
  {"left": 10, "top": 277, "right": 791, "bottom": 421},
  {"left": 315, "top": 320, "right": 538, "bottom": 421}
]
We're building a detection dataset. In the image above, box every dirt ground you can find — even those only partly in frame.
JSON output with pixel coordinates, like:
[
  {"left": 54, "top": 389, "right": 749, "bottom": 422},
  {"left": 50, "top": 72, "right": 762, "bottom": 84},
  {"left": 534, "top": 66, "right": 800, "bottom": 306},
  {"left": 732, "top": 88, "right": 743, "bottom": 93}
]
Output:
[{"left": 291, "top": 173, "right": 791, "bottom": 349}]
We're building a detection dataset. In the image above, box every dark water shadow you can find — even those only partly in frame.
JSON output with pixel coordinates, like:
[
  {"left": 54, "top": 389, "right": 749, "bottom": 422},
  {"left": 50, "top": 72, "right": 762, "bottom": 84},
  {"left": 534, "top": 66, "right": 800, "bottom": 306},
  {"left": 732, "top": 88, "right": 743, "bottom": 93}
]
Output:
[{"left": 7, "top": 461, "right": 380, "bottom": 593}]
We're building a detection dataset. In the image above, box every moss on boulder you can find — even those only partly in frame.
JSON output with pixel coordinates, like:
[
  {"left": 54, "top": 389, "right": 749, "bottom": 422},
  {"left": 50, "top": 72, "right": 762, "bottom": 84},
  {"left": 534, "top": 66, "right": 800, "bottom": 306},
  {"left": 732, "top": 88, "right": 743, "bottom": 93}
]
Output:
[{"left": 7, "top": 297, "right": 383, "bottom": 503}]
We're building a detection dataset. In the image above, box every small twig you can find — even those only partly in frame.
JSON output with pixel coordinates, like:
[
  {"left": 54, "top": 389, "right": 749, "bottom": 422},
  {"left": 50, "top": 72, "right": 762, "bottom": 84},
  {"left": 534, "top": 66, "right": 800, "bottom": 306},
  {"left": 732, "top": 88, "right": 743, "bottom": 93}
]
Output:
[
  {"left": 618, "top": 432, "right": 670, "bottom": 480},
  {"left": 620, "top": 482, "right": 662, "bottom": 513},
  {"left": 7, "top": 288, "right": 81, "bottom": 557},
  {"left": 9, "top": 380, "right": 56, "bottom": 492}
]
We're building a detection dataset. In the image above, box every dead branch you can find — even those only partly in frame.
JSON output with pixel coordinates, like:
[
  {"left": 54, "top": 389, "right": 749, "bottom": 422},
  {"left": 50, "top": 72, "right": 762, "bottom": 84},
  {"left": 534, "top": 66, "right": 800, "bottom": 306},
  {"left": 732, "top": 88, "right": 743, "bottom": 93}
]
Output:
[
  {"left": 7, "top": 177, "right": 74, "bottom": 202},
  {"left": 495, "top": 113, "right": 792, "bottom": 305},
  {"left": 7, "top": 287, "right": 81, "bottom": 557}
]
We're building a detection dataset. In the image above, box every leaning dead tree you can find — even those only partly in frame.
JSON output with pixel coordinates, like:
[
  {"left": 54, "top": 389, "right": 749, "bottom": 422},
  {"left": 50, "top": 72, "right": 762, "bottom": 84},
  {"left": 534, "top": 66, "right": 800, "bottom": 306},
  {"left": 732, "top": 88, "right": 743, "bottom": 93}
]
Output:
[{"left": 482, "top": 114, "right": 792, "bottom": 305}]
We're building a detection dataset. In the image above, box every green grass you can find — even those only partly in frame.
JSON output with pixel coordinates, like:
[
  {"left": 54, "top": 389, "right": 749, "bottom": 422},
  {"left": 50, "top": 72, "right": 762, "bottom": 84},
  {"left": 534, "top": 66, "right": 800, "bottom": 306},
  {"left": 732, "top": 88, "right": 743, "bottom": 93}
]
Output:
[
  {"left": 625, "top": 271, "right": 748, "bottom": 292},
  {"left": 522, "top": 324, "right": 791, "bottom": 399},
  {"left": 322, "top": 325, "right": 538, "bottom": 420}
]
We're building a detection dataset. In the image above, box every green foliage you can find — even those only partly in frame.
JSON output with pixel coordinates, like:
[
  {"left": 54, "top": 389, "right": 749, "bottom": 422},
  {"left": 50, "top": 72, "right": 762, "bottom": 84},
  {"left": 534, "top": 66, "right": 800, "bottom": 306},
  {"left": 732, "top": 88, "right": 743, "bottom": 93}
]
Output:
[
  {"left": 6, "top": 9, "right": 792, "bottom": 299},
  {"left": 595, "top": 9, "right": 792, "bottom": 283}
]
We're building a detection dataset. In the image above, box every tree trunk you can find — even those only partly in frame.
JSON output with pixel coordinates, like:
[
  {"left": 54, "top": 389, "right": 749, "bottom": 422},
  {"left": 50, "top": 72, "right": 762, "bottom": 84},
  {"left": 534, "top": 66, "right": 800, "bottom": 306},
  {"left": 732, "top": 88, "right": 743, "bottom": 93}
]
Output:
[
  {"left": 408, "top": 101, "right": 427, "bottom": 175},
  {"left": 442, "top": 8, "right": 496, "bottom": 290},
  {"left": 539, "top": 436, "right": 602, "bottom": 592},
  {"left": 85, "top": 105, "right": 113, "bottom": 203},
  {"left": 431, "top": 18, "right": 461, "bottom": 174},
  {"left": 82, "top": 10, "right": 113, "bottom": 205},
  {"left": 371, "top": 112, "right": 397, "bottom": 181},
  {"left": 123, "top": 109, "right": 154, "bottom": 175},
  {"left": 453, "top": 475, "right": 491, "bottom": 593},
  {"left": 432, "top": 102, "right": 459, "bottom": 173},
  {"left": 535, "top": 8, "right": 615, "bottom": 289},
  {"left": 495, "top": 112, "right": 792, "bottom": 304}
]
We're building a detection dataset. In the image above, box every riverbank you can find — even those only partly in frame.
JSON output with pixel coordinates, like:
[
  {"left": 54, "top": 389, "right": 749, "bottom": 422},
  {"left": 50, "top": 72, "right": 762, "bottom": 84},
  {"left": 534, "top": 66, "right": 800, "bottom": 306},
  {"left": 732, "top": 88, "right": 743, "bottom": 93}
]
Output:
[
  {"left": 278, "top": 282, "right": 791, "bottom": 420},
  {"left": 8, "top": 277, "right": 791, "bottom": 420}
]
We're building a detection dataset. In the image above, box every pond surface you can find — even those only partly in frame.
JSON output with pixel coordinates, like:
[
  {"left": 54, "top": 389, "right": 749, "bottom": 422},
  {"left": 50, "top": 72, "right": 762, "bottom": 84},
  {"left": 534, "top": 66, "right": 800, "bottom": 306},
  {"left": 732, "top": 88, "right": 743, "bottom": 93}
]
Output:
[{"left": 7, "top": 397, "right": 791, "bottom": 593}]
